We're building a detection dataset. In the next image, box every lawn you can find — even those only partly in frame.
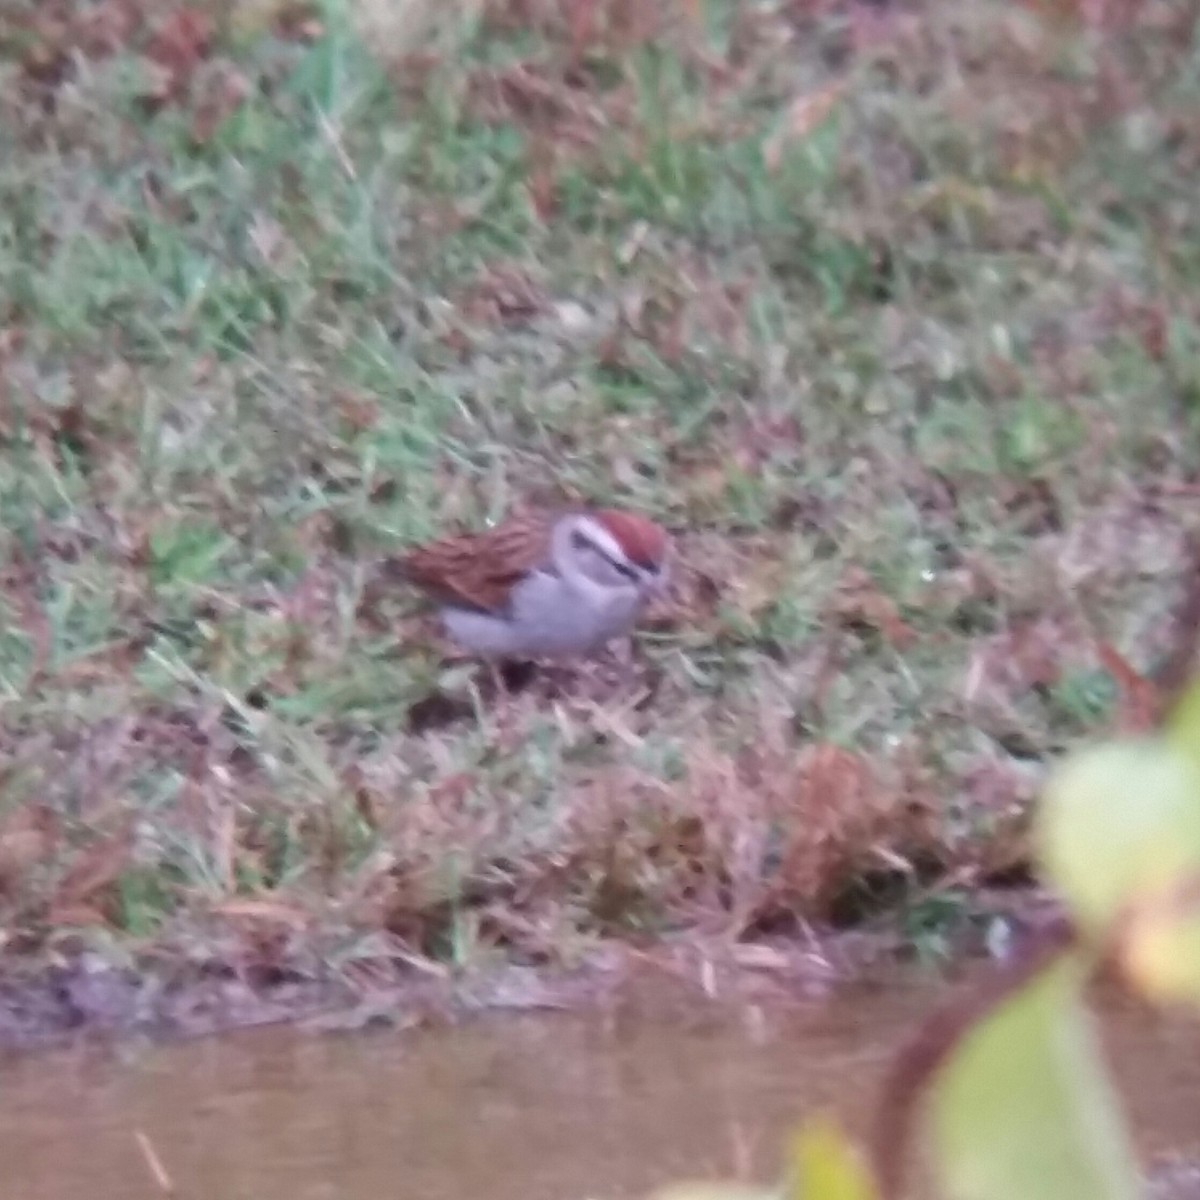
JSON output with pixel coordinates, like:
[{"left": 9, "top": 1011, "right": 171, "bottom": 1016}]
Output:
[{"left": 0, "top": 0, "right": 1197, "bottom": 1022}]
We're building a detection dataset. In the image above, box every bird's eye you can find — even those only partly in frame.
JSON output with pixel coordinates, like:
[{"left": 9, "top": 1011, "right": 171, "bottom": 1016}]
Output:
[{"left": 571, "top": 531, "right": 592, "bottom": 553}]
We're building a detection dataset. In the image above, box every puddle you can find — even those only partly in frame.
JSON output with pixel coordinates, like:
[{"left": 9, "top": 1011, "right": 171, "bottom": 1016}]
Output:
[{"left": 1, "top": 972, "right": 1197, "bottom": 1199}]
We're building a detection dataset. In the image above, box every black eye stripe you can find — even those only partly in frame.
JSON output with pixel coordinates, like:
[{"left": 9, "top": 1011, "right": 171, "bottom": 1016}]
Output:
[{"left": 572, "top": 531, "right": 642, "bottom": 580}]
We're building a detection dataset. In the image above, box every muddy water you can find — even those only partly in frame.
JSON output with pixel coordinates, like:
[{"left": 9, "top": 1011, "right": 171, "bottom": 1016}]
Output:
[{"left": 1, "top": 974, "right": 1198, "bottom": 1200}]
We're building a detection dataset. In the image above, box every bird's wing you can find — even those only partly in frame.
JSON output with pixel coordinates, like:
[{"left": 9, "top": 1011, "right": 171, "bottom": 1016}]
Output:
[{"left": 397, "top": 512, "right": 556, "bottom": 613}]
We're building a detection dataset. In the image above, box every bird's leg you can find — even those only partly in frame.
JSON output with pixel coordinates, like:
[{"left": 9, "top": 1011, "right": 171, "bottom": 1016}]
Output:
[
  {"left": 488, "top": 660, "right": 508, "bottom": 701},
  {"left": 464, "top": 661, "right": 507, "bottom": 729},
  {"left": 488, "top": 659, "right": 540, "bottom": 699},
  {"left": 610, "top": 636, "right": 637, "bottom": 689}
]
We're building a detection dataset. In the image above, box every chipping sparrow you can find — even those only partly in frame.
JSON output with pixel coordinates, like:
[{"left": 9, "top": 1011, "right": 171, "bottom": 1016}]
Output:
[{"left": 397, "top": 508, "right": 671, "bottom": 661}]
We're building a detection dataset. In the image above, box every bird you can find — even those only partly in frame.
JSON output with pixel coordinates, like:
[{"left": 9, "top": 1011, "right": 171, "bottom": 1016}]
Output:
[{"left": 394, "top": 507, "right": 671, "bottom": 669}]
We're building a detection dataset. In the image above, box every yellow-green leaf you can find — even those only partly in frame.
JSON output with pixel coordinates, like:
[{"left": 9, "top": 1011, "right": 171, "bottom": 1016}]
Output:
[
  {"left": 786, "top": 1119, "right": 877, "bottom": 1200},
  {"left": 1166, "top": 680, "right": 1200, "bottom": 777},
  {"left": 1037, "top": 740, "right": 1200, "bottom": 936},
  {"left": 1120, "top": 882, "right": 1200, "bottom": 1008},
  {"left": 931, "top": 957, "right": 1140, "bottom": 1200}
]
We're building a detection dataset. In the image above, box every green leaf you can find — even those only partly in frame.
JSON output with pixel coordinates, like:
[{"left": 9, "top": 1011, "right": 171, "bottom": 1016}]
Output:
[
  {"left": 931, "top": 957, "right": 1140, "bottom": 1200},
  {"left": 1166, "top": 680, "right": 1200, "bottom": 777},
  {"left": 1036, "top": 739, "right": 1200, "bottom": 936},
  {"left": 787, "top": 1119, "right": 877, "bottom": 1200}
]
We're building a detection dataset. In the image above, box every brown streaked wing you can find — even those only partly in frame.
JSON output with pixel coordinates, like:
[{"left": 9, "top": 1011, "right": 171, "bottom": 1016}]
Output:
[{"left": 399, "top": 512, "right": 555, "bottom": 612}]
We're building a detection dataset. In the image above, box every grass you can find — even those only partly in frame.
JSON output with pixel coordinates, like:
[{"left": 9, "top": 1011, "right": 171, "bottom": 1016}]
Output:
[{"left": 0, "top": 0, "right": 1198, "bottom": 997}]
